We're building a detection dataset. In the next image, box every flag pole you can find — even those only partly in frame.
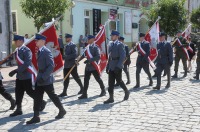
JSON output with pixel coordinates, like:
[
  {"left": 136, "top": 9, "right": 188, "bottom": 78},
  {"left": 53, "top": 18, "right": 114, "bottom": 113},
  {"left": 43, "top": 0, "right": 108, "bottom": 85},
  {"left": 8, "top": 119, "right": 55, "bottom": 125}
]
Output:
[
  {"left": 63, "top": 48, "right": 87, "bottom": 81},
  {"left": 104, "top": 20, "right": 110, "bottom": 59},
  {"left": 145, "top": 16, "right": 161, "bottom": 36},
  {"left": 127, "top": 17, "right": 161, "bottom": 62},
  {"left": 171, "top": 23, "right": 192, "bottom": 45}
]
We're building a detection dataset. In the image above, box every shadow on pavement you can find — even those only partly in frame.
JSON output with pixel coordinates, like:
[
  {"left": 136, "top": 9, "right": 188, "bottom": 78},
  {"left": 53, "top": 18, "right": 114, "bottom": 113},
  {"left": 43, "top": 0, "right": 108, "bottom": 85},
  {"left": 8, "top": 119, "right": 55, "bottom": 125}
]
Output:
[
  {"left": 8, "top": 118, "right": 56, "bottom": 132},
  {"left": 145, "top": 88, "right": 168, "bottom": 95},
  {"left": 189, "top": 79, "right": 200, "bottom": 83},
  {"left": 129, "top": 86, "right": 150, "bottom": 92},
  {"left": 0, "top": 110, "right": 9, "bottom": 114},
  {"left": 0, "top": 113, "right": 33, "bottom": 127},
  {"left": 88, "top": 101, "right": 123, "bottom": 112},
  {"left": 63, "top": 95, "right": 99, "bottom": 106},
  {"left": 59, "top": 94, "right": 78, "bottom": 100}
]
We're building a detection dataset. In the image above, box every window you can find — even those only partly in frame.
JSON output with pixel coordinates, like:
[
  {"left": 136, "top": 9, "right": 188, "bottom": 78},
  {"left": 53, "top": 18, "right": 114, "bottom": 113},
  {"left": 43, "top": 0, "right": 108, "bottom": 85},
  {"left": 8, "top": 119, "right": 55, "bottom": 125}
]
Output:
[
  {"left": 12, "top": 11, "right": 17, "bottom": 34},
  {"left": 84, "top": 10, "right": 91, "bottom": 35}
]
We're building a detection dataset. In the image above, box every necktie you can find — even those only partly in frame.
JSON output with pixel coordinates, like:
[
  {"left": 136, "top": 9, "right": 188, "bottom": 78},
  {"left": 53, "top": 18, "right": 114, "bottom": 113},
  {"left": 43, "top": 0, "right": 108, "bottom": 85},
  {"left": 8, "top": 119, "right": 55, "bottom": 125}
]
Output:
[
  {"left": 38, "top": 50, "right": 41, "bottom": 56},
  {"left": 112, "top": 43, "right": 115, "bottom": 47}
]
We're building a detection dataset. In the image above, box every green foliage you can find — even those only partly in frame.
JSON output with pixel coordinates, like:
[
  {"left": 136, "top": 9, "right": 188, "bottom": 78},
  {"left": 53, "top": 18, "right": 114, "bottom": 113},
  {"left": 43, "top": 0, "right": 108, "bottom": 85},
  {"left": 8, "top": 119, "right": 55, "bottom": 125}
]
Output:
[
  {"left": 20, "top": 0, "right": 71, "bottom": 32},
  {"left": 144, "top": 0, "right": 187, "bottom": 36},
  {"left": 191, "top": 7, "right": 200, "bottom": 29}
]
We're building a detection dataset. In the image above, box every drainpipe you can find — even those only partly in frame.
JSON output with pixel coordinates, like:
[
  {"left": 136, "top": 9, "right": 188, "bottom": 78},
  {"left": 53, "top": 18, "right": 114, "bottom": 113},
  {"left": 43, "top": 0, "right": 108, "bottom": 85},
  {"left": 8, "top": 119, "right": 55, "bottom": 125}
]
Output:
[{"left": 6, "top": 0, "right": 12, "bottom": 65}]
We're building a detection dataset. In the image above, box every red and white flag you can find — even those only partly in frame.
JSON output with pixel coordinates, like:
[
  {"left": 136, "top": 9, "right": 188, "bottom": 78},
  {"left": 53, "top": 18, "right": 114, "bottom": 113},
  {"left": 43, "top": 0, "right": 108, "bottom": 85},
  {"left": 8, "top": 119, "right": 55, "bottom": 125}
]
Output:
[
  {"left": 182, "top": 24, "right": 192, "bottom": 40},
  {"left": 145, "top": 21, "right": 160, "bottom": 62},
  {"left": 182, "top": 24, "right": 193, "bottom": 53},
  {"left": 177, "top": 39, "right": 190, "bottom": 60},
  {"left": 94, "top": 24, "right": 108, "bottom": 75},
  {"left": 25, "top": 23, "right": 64, "bottom": 77}
]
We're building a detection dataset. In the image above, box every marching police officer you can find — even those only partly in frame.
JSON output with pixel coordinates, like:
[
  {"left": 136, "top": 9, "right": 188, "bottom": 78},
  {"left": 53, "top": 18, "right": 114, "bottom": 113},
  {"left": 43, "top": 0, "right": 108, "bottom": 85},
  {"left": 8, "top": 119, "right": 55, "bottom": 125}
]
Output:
[
  {"left": 59, "top": 34, "right": 84, "bottom": 97},
  {"left": 104, "top": 31, "right": 130, "bottom": 104},
  {"left": 26, "top": 34, "right": 66, "bottom": 124},
  {"left": 78, "top": 35, "right": 106, "bottom": 99},
  {"left": 115, "top": 36, "right": 131, "bottom": 86},
  {"left": 172, "top": 30, "right": 189, "bottom": 78},
  {"left": 153, "top": 32, "right": 173, "bottom": 90},
  {"left": 9, "top": 35, "right": 46, "bottom": 117},
  {"left": 194, "top": 40, "right": 200, "bottom": 80},
  {"left": 133, "top": 33, "right": 153, "bottom": 88},
  {"left": 0, "top": 71, "right": 15, "bottom": 110}
]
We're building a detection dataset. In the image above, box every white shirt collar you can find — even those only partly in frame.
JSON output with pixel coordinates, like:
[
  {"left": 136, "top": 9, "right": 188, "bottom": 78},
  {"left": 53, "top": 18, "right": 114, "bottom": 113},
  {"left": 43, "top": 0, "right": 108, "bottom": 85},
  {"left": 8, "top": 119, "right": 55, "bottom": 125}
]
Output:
[
  {"left": 67, "top": 41, "right": 73, "bottom": 45},
  {"left": 39, "top": 46, "right": 45, "bottom": 52},
  {"left": 18, "top": 45, "right": 24, "bottom": 50}
]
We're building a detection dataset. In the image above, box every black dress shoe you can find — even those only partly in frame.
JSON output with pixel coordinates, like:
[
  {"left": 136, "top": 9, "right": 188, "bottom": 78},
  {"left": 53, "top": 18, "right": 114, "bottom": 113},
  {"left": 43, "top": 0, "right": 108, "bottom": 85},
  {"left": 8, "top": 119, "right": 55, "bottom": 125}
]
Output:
[
  {"left": 124, "top": 91, "right": 130, "bottom": 101},
  {"left": 99, "top": 90, "right": 106, "bottom": 97},
  {"left": 114, "top": 83, "right": 120, "bottom": 87},
  {"left": 9, "top": 99, "right": 16, "bottom": 110},
  {"left": 126, "top": 81, "right": 130, "bottom": 85},
  {"left": 149, "top": 81, "right": 153, "bottom": 86},
  {"left": 133, "top": 85, "right": 140, "bottom": 89},
  {"left": 58, "top": 93, "right": 67, "bottom": 97},
  {"left": 153, "top": 86, "right": 160, "bottom": 90},
  {"left": 103, "top": 98, "right": 114, "bottom": 104},
  {"left": 26, "top": 117, "right": 40, "bottom": 124},
  {"left": 152, "top": 74, "right": 157, "bottom": 78},
  {"left": 172, "top": 74, "right": 178, "bottom": 78},
  {"left": 165, "top": 84, "right": 170, "bottom": 88},
  {"left": 162, "top": 73, "right": 167, "bottom": 77},
  {"left": 40, "top": 101, "right": 47, "bottom": 111},
  {"left": 193, "top": 76, "right": 199, "bottom": 80},
  {"left": 10, "top": 110, "right": 23, "bottom": 117},
  {"left": 77, "top": 89, "right": 83, "bottom": 95},
  {"left": 78, "top": 94, "right": 88, "bottom": 99},
  {"left": 55, "top": 110, "right": 66, "bottom": 119}
]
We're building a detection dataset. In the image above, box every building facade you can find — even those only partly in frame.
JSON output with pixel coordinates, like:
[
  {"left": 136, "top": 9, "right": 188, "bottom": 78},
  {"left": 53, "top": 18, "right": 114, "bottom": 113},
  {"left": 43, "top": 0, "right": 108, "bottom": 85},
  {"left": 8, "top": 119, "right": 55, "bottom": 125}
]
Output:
[
  {"left": 0, "top": 0, "right": 12, "bottom": 62},
  {"left": 11, "top": 0, "right": 153, "bottom": 47},
  {"left": 71, "top": 0, "right": 152, "bottom": 45}
]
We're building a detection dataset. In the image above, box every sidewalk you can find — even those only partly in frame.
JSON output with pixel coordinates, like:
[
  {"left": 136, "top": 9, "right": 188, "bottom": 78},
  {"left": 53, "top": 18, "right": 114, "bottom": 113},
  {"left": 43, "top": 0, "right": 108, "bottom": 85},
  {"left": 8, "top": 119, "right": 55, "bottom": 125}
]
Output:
[{"left": 0, "top": 58, "right": 87, "bottom": 89}]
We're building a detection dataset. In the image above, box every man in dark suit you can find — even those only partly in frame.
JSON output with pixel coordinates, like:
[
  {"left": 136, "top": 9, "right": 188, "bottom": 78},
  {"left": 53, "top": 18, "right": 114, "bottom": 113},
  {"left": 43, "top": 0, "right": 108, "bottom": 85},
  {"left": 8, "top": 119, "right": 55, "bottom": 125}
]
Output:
[
  {"left": 58, "top": 34, "right": 84, "bottom": 97},
  {"left": 104, "top": 31, "right": 130, "bottom": 104},
  {"left": 114, "top": 36, "right": 131, "bottom": 86},
  {"left": 78, "top": 35, "right": 106, "bottom": 99},
  {"left": 58, "top": 34, "right": 64, "bottom": 56},
  {"left": 0, "top": 71, "right": 15, "bottom": 110},
  {"left": 172, "top": 30, "right": 189, "bottom": 78},
  {"left": 26, "top": 34, "right": 66, "bottom": 124},
  {"left": 133, "top": 33, "right": 153, "bottom": 88},
  {"left": 153, "top": 32, "right": 173, "bottom": 90},
  {"left": 9, "top": 35, "right": 46, "bottom": 117}
]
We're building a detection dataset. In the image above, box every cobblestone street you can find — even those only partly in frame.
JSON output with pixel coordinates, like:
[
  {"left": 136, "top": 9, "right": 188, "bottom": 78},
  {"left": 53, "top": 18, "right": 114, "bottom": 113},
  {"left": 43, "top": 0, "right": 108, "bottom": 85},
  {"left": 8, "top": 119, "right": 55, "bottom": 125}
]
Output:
[{"left": 0, "top": 54, "right": 200, "bottom": 132}]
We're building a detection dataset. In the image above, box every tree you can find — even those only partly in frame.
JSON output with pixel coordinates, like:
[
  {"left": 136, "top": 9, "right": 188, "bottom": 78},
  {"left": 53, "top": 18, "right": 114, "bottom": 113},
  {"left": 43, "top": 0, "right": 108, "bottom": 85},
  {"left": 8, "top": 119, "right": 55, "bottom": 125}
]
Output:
[
  {"left": 190, "top": 7, "right": 200, "bottom": 29},
  {"left": 144, "top": 0, "right": 187, "bottom": 36},
  {"left": 20, "top": 0, "right": 72, "bottom": 32}
]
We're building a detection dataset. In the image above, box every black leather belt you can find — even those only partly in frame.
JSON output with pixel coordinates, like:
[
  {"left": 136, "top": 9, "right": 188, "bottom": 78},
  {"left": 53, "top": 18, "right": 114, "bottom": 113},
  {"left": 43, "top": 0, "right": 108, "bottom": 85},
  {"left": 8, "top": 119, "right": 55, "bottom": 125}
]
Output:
[
  {"left": 110, "top": 57, "right": 119, "bottom": 60},
  {"left": 38, "top": 70, "right": 45, "bottom": 73}
]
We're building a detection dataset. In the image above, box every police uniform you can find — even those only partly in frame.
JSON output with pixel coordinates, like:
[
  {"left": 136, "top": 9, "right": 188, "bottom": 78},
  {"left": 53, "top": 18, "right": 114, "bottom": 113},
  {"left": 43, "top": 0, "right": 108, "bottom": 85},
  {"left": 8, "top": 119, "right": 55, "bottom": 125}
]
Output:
[
  {"left": 153, "top": 32, "right": 173, "bottom": 90},
  {"left": 172, "top": 31, "right": 189, "bottom": 78},
  {"left": 194, "top": 40, "right": 200, "bottom": 80},
  {"left": 115, "top": 37, "right": 131, "bottom": 86},
  {"left": 104, "top": 31, "right": 130, "bottom": 104},
  {"left": 78, "top": 35, "right": 106, "bottom": 99},
  {"left": 59, "top": 34, "right": 84, "bottom": 97},
  {"left": 27, "top": 34, "right": 66, "bottom": 124},
  {"left": 9, "top": 35, "right": 46, "bottom": 117},
  {"left": 58, "top": 35, "right": 64, "bottom": 56},
  {"left": 0, "top": 71, "right": 15, "bottom": 110},
  {"left": 133, "top": 33, "right": 153, "bottom": 88}
]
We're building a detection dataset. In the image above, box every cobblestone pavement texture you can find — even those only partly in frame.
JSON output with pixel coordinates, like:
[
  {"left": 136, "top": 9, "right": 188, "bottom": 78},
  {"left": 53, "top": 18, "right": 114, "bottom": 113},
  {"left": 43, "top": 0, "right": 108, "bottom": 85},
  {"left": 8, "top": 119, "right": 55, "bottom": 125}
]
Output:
[{"left": 0, "top": 53, "right": 200, "bottom": 132}]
